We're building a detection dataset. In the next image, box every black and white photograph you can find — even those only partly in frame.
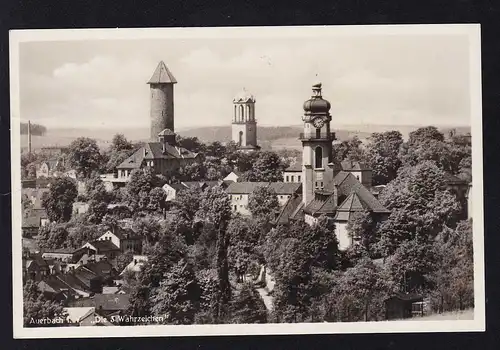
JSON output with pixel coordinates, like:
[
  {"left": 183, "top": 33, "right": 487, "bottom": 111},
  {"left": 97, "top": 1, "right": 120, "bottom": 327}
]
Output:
[{"left": 10, "top": 25, "right": 484, "bottom": 338}]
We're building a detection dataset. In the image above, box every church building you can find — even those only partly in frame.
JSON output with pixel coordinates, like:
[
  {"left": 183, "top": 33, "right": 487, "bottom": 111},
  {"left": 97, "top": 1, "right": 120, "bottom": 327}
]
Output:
[
  {"left": 114, "top": 61, "right": 200, "bottom": 181},
  {"left": 231, "top": 89, "right": 260, "bottom": 152},
  {"left": 275, "top": 83, "right": 390, "bottom": 250}
]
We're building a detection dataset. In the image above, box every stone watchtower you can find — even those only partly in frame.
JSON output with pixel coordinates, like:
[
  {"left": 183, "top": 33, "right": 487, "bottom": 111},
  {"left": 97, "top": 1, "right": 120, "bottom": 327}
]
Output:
[
  {"left": 148, "top": 61, "right": 177, "bottom": 141},
  {"left": 232, "top": 89, "right": 259, "bottom": 151}
]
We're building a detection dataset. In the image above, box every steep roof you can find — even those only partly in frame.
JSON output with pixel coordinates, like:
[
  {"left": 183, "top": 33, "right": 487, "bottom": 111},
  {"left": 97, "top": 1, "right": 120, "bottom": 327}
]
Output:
[
  {"left": 82, "top": 260, "right": 115, "bottom": 277},
  {"left": 268, "top": 182, "right": 302, "bottom": 195},
  {"left": 275, "top": 194, "right": 303, "bottom": 225},
  {"left": 444, "top": 172, "right": 468, "bottom": 185},
  {"left": 340, "top": 160, "right": 371, "bottom": 171},
  {"left": 226, "top": 182, "right": 269, "bottom": 194},
  {"left": 71, "top": 294, "right": 130, "bottom": 311},
  {"left": 285, "top": 163, "right": 302, "bottom": 172},
  {"left": 164, "top": 183, "right": 188, "bottom": 191},
  {"left": 116, "top": 142, "right": 198, "bottom": 169},
  {"left": 88, "top": 240, "right": 120, "bottom": 252},
  {"left": 147, "top": 61, "right": 177, "bottom": 84}
]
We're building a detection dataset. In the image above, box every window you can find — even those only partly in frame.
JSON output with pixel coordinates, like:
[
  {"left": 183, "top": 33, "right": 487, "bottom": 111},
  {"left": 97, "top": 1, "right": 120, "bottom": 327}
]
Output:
[
  {"left": 298, "top": 175, "right": 301, "bottom": 182},
  {"left": 356, "top": 175, "right": 360, "bottom": 181},
  {"left": 239, "top": 131, "right": 243, "bottom": 146},
  {"left": 286, "top": 176, "right": 289, "bottom": 182},
  {"left": 234, "top": 205, "right": 237, "bottom": 211},
  {"left": 315, "top": 146, "right": 323, "bottom": 168}
]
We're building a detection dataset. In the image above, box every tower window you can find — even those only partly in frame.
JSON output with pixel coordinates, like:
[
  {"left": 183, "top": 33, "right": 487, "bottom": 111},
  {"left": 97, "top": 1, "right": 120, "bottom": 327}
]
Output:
[
  {"left": 315, "top": 146, "right": 323, "bottom": 168},
  {"left": 239, "top": 131, "right": 243, "bottom": 146}
]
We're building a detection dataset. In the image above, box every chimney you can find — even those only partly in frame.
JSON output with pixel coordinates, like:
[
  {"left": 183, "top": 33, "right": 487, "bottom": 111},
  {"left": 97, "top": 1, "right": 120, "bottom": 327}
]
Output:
[{"left": 28, "top": 120, "right": 32, "bottom": 154}]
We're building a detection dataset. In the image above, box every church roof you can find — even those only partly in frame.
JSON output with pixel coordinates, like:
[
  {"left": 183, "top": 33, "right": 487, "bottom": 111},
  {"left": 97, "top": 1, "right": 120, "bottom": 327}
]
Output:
[
  {"left": 233, "top": 89, "right": 256, "bottom": 103},
  {"left": 275, "top": 194, "right": 303, "bottom": 225},
  {"left": 285, "top": 163, "right": 302, "bottom": 172},
  {"left": 147, "top": 61, "right": 177, "bottom": 84},
  {"left": 340, "top": 160, "right": 371, "bottom": 171},
  {"left": 116, "top": 142, "right": 198, "bottom": 169}
]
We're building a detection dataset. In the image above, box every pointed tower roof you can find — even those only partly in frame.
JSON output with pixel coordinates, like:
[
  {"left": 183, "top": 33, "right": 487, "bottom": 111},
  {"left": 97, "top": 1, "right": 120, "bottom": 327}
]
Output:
[{"left": 147, "top": 61, "right": 177, "bottom": 84}]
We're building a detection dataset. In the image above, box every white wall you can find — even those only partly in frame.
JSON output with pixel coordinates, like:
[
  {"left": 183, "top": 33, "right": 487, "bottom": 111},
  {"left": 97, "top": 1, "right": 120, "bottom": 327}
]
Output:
[
  {"left": 230, "top": 194, "right": 251, "bottom": 215},
  {"left": 283, "top": 171, "right": 302, "bottom": 183},
  {"left": 335, "top": 221, "right": 352, "bottom": 251},
  {"left": 98, "top": 231, "right": 121, "bottom": 250}
]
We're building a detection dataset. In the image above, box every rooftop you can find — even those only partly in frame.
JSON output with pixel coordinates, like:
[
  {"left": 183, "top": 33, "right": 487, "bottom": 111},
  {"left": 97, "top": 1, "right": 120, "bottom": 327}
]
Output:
[
  {"left": 147, "top": 61, "right": 177, "bottom": 84},
  {"left": 116, "top": 142, "right": 198, "bottom": 169}
]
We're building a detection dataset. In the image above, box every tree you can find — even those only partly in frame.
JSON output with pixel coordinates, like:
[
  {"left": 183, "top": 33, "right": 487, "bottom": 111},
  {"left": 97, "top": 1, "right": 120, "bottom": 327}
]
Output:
[
  {"left": 346, "top": 210, "right": 378, "bottom": 256},
  {"left": 176, "top": 135, "right": 206, "bottom": 154},
  {"left": 23, "top": 280, "right": 67, "bottom": 327},
  {"left": 104, "top": 150, "right": 134, "bottom": 173},
  {"left": 386, "top": 238, "right": 439, "bottom": 293},
  {"left": 302, "top": 216, "right": 339, "bottom": 270},
  {"left": 332, "top": 137, "right": 366, "bottom": 164},
  {"left": 116, "top": 250, "right": 135, "bottom": 273},
  {"left": 365, "top": 131, "right": 403, "bottom": 185},
  {"left": 147, "top": 187, "right": 167, "bottom": 214},
  {"left": 151, "top": 259, "right": 201, "bottom": 325},
  {"left": 243, "top": 151, "right": 287, "bottom": 182},
  {"left": 230, "top": 282, "right": 268, "bottom": 323},
  {"left": 37, "top": 224, "right": 69, "bottom": 250},
  {"left": 408, "top": 126, "right": 445, "bottom": 144},
  {"left": 377, "top": 161, "right": 461, "bottom": 256},
  {"left": 67, "top": 137, "right": 103, "bottom": 178},
  {"left": 328, "top": 258, "right": 389, "bottom": 322},
  {"left": 42, "top": 177, "right": 78, "bottom": 223},
  {"left": 197, "top": 187, "right": 232, "bottom": 321},
  {"left": 248, "top": 186, "right": 279, "bottom": 220},
  {"left": 85, "top": 175, "right": 111, "bottom": 223},
  {"left": 110, "top": 133, "right": 133, "bottom": 153},
  {"left": 227, "top": 216, "right": 260, "bottom": 282}
]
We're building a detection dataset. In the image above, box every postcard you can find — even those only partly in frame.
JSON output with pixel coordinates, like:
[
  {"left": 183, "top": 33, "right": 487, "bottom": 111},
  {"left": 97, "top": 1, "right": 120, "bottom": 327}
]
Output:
[{"left": 10, "top": 24, "right": 484, "bottom": 338}]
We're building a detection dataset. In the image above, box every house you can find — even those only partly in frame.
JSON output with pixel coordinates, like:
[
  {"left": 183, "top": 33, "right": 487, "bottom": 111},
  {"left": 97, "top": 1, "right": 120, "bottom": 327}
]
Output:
[
  {"left": 282, "top": 163, "right": 302, "bottom": 183},
  {"left": 22, "top": 187, "right": 49, "bottom": 208},
  {"left": 162, "top": 182, "right": 188, "bottom": 202},
  {"left": 223, "top": 171, "right": 243, "bottom": 183},
  {"left": 23, "top": 254, "right": 50, "bottom": 281},
  {"left": 82, "top": 240, "right": 121, "bottom": 260},
  {"left": 72, "top": 201, "right": 90, "bottom": 215},
  {"left": 64, "top": 307, "right": 97, "bottom": 326},
  {"left": 227, "top": 182, "right": 302, "bottom": 215},
  {"left": 22, "top": 208, "right": 49, "bottom": 237},
  {"left": 181, "top": 180, "right": 226, "bottom": 191},
  {"left": 42, "top": 246, "right": 95, "bottom": 264},
  {"left": 36, "top": 159, "right": 61, "bottom": 178},
  {"left": 384, "top": 292, "right": 424, "bottom": 320},
  {"left": 38, "top": 275, "right": 80, "bottom": 301},
  {"left": 54, "top": 273, "right": 93, "bottom": 297},
  {"left": 97, "top": 227, "right": 143, "bottom": 254},
  {"left": 115, "top": 130, "right": 200, "bottom": 182},
  {"left": 339, "top": 160, "right": 373, "bottom": 188},
  {"left": 120, "top": 255, "right": 148, "bottom": 276},
  {"left": 69, "top": 294, "right": 130, "bottom": 318}
]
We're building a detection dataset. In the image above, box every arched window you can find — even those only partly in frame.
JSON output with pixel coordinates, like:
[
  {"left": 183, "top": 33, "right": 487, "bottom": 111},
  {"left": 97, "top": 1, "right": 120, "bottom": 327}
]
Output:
[
  {"left": 239, "top": 105, "right": 244, "bottom": 122},
  {"left": 246, "top": 105, "right": 251, "bottom": 121},
  {"left": 315, "top": 146, "right": 323, "bottom": 168},
  {"left": 234, "top": 105, "right": 237, "bottom": 122},
  {"left": 239, "top": 131, "right": 243, "bottom": 146}
]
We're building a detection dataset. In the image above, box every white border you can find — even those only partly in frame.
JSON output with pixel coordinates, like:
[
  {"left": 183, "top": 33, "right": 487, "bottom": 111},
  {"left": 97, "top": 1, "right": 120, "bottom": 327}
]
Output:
[{"left": 10, "top": 24, "right": 484, "bottom": 339}]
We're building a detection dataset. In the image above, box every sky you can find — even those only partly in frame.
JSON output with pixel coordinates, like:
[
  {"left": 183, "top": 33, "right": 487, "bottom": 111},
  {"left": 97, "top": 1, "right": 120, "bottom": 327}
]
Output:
[{"left": 17, "top": 29, "right": 473, "bottom": 130}]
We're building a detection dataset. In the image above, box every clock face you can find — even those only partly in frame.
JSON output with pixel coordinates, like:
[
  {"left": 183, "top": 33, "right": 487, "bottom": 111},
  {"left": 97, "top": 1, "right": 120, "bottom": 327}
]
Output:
[{"left": 312, "top": 117, "right": 325, "bottom": 129}]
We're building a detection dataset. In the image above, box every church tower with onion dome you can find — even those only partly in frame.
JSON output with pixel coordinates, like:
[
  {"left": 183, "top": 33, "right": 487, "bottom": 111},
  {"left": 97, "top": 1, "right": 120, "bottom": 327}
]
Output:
[
  {"left": 301, "top": 82, "right": 340, "bottom": 205},
  {"left": 232, "top": 89, "right": 259, "bottom": 152}
]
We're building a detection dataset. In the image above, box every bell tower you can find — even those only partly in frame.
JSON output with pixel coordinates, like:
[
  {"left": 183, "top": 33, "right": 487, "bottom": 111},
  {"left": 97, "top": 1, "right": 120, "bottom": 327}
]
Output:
[
  {"left": 301, "top": 83, "right": 339, "bottom": 205},
  {"left": 232, "top": 89, "right": 259, "bottom": 151}
]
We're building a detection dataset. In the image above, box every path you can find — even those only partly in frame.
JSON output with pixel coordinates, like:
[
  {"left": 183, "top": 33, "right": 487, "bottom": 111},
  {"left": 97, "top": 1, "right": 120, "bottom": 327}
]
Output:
[{"left": 256, "top": 287, "right": 274, "bottom": 311}]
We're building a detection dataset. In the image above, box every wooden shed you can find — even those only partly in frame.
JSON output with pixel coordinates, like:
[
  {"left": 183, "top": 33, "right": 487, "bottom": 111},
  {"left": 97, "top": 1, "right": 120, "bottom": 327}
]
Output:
[{"left": 384, "top": 292, "right": 424, "bottom": 320}]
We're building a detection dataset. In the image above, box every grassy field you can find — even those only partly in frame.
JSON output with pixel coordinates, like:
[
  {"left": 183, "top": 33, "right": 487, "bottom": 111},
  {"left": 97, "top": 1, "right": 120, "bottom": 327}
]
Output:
[{"left": 411, "top": 309, "right": 474, "bottom": 321}]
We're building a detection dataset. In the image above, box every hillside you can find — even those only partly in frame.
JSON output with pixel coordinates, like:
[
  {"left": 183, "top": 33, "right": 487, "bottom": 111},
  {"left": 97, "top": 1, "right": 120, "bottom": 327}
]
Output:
[{"left": 19, "top": 124, "right": 471, "bottom": 153}]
